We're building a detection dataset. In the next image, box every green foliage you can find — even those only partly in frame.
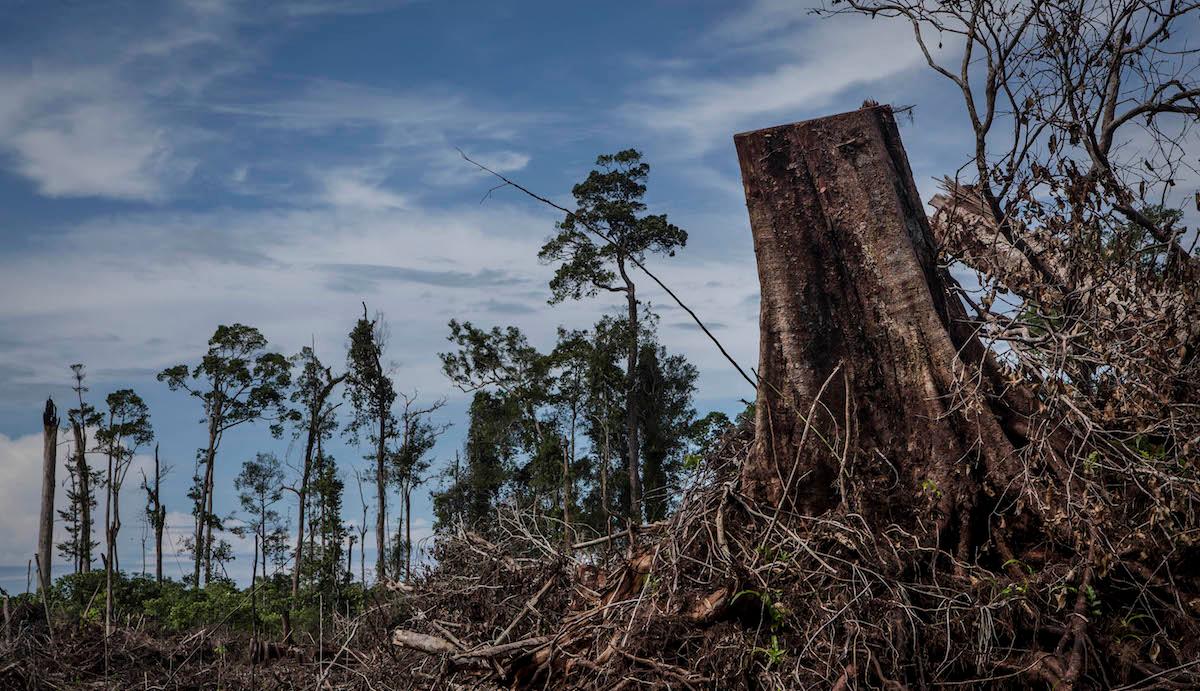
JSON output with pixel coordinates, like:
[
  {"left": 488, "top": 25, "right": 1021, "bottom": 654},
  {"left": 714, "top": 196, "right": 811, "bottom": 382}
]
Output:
[
  {"left": 344, "top": 308, "right": 397, "bottom": 446},
  {"left": 157, "top": 323, "right": 294, "bottom": 439},
  {"left": 636, "top": 336, "right": 698, "bottom": 521},
  {"left": 39, "top": 570, "right": 375, "bottom": 637},
  {"left": 538, "top": 149, "right": 687, "bottom": 303},
  {"left": 157, "top": 323, "right": 292, "bottom": 583},
  {"left": 433, "top": 390, "right": 520, "bottom": 529},
  {"left": 233, "top": 452, "right": 288, "bottom": 579}
]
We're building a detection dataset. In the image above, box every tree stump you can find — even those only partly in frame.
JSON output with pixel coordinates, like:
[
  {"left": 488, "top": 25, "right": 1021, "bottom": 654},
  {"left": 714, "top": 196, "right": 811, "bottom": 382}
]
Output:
[{"left": 734, "top": 105, "right": 1019, "bottom": 546}]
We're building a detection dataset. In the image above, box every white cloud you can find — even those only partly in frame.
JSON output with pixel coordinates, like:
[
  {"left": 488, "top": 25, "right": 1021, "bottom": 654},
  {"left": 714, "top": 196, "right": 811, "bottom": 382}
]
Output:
[
  {"left": 12, "top": 100, "right": 184, "bottom": 201},
  {"left": 318, "top": 165, "right": 410, "bottom": 211},
  {"left": 216, "top": 78, "right": 531, "bottom": 146},
  {"left": 622, "top": 9, "right": 925, "bottom": 155},
  {"left": 0, "top": 431, "right": 49, "bottom": 565},
  {"left": 0, "top": 68, "right": 195, "bottom": 201}
]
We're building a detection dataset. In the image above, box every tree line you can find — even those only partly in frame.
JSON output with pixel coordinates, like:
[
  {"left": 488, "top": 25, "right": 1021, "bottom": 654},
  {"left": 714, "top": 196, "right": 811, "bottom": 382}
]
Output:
[{"left": 37, "top": 149, "right": 735, "bottom": 632}]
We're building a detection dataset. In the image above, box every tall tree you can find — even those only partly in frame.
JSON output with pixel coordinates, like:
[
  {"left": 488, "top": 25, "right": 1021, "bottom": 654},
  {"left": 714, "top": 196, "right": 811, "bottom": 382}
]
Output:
[
  {"left": 158, "top": 323, "right": 293, "bottom": 587},
  {"left": 432, "top": 392, "right": 517, "bottom": 530},
  {"left": 549, "top": 329, "right": 592, "bottom": 540},
  {"left": 393, "top": 392, "right": 446, "bottom": 579},
  {"left": 64, "top": 364, "right": 101, "bottom": 573},
  {"left": 634, "top": 339, "right": 697, "bottom": 521},
  {"left": 580, "top": 316, "right": 626, "bottom": 536},
  {"left": 139, "top": 444, "right": 168, "bottom": 584},
  {"left": 344, "top": 305, "right": 397, "bottom": 583},
  {"left": 441, "top": 321, "right": 556, "bottom": 515},
  {"left": 233, "top": 452, "right": 285, "bottom": 632},
  {"left": 308, "top": 445, "right": 346, "bottom": 597},
  {"left": 538, "top": 149, "right": 687, "bottom": 521},
  {"left": 288, "top": 346, "right": 345, "bottom": 600},
  {"left": 234, "top": 453, "right": 285, "bottom": 587},
  {"left": 96, "top": 388, "right": 153, "bottom": 633},
  {"left": 38, "top": 397, "right": 59, "bottom": 594}
]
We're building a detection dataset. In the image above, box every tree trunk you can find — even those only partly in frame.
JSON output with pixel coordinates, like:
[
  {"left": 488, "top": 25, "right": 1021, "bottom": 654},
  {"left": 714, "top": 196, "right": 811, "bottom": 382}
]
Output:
[
  {"left": 733, "top": 105, "right": 1019, "bottom": 545},
  {"left": 153, "top": 445, "right": 164, "bottom": 584},
  {"left": 621, "top": 273, "right": 642, "bottom": 523},
  {"left": 38, "top": 398, "right": 58, "bottom": 594},
  {"left": 601, "top": 415, "right": 610, "bottom": 540},
  {"left": 376, "top": 411, "right": 387, "bottom": 583},
  {"left": 71, "top": 422, "right": 92, "bottom": 574},
  {"left": 404, "top": 489, "right": 412, "bottom": 580},
  {"left": 291, "top": 411, "right": 318, "bottom": 599},
  {"left": 104, "top": 437, "right": 114, "bottom": 634},
  {"left": 195, "top": 420, "right": 218, "bottom": 587}
]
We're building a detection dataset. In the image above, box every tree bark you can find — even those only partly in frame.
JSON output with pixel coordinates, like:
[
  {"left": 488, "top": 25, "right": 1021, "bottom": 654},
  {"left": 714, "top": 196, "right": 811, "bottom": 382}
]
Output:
[
  {"left": 733, "top": 105, "right": 1019, "bottom": 542},
  {"left": 404, "top": 488, "right": 412, "bottom": 581},
  {"left": 153, "top": 445, "right": 164, "bottom": 584},
  {"left": 104, "top": 423, "right": 114, "bottom": 634},
  {"left": 71, "top": 422, "right": 92, "bottom": 574},
  {"left": 291, "top": 371, "right": 344, "bottom": 600},
  {"left": 194, "top": 419, "right": 218, "bottom": 587},
  {"left": 376, "top": 410, "right": 387, "bottom": 583},
  {"left": 621, "top": 269, "right": 642, "bottom": 523},
  {"left": 38, "top": 398, "right": 58, "bottom": 594}
]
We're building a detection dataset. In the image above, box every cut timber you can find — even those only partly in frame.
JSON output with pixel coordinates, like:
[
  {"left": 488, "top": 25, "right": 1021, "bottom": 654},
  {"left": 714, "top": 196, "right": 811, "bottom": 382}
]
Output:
[{"left": 734, "top": 105, "right": 1019, "bottom": 541}]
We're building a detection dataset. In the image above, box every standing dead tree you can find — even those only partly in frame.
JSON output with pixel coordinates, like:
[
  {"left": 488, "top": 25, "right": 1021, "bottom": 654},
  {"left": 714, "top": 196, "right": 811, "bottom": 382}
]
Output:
[
  {"left": 140, "top": 444, "right": 169, "bottom": 584},
  {"left": 37, "top": 398, "right": 59, "bottom": 595}
]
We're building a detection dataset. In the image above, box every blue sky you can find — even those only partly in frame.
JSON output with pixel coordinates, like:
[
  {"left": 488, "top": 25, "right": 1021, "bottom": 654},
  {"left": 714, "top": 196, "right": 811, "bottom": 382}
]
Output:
[{"left": 0, "top": 0, "right": 980, "bottom": 588}]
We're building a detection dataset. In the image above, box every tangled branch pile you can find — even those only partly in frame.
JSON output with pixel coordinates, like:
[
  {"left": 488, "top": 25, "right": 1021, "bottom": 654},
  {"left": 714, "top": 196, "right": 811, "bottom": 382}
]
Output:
[{"left": 390, "top": 104, "right": 1200, "bottom": 690}]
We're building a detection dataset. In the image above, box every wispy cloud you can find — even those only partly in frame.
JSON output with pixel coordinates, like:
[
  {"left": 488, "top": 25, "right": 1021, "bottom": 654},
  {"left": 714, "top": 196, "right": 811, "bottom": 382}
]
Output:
[
  {"left": 319, "top": 263, "right": 527, "bottom": 293},
  {"left": 0, "top": 68, "right": 196, "bottom": 201},
  {"left": 621, "top": 3, "right": 924, "bottom": 155}
]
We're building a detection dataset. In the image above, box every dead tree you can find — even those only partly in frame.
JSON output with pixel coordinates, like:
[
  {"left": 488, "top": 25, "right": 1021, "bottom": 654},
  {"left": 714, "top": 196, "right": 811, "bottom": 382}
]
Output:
[
  {"left": 38, "top": 398, "right": 59, "bottom": 594},
  {"left": 140, "top": 444, "right": 167, "bottom": 584}
]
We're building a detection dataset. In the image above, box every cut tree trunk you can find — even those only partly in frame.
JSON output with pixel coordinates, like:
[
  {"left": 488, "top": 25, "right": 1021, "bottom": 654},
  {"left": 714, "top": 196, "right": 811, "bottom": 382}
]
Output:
[
  {"left": 38, "top": 398, "right": 58, "bottom": 594},
  {"left": 734, "top": 105, "right": 1021, "bottom": 545}
]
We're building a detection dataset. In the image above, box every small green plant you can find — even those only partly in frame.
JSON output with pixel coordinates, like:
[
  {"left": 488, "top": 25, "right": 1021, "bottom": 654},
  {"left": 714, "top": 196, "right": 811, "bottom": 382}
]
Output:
[
  {"left": 755, "top": 545, "right": 795, "bottom": 563},
  {"left": 920, "top": 478, "right": 943, "bottom": 499},
  {"left": 752, "top": 634, "right": 787, "bottom": 667},
  {"left": 1084, "top": 584, "right": 1102, "bottom": 616},
  {"left": 1002, "top": 558, "right": 1035, "bottom": 575}
]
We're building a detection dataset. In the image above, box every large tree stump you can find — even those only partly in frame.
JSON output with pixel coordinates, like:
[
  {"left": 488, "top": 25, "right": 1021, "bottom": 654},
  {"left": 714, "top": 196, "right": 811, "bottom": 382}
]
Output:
[{"left": 734, "top": 106, "right": 1018, "bottom": 543}]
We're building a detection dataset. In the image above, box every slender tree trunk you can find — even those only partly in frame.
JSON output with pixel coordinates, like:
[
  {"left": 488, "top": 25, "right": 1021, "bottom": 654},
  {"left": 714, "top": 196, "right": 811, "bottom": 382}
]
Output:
[
  {"left": 203, "top": 457, "right": 215, "bottom": 585},
  {"left": 733, "top": 106, "right": 1021, "bottom": 544},
  {"left": 71, "top": 424, "right": 93, "bottom": 574},
  {"left": 621, "top": 271, "right": 642, "bottom": 522},
  {"left": 194, "top": 420, "right": 218, "bottom": 587},
  {"left": 404, "top": 489, "right": 412, "bottom": 580},
  {"left": 375, "top": 410, "right": 387, "bottom": 583},
  {"left": 38, "top": 398, "right": 58, "bottom": 594},
  {"left": 561, "top": 440, "right": 571, "bottom": 549},
  {"left": 111, "top": 474, "right": 121, "bottom": 574},
  {"left": 153, "top": 445, "right": 163, "bottom": 584},
  {"left": 601, "top": 413, "right": 610, "bottom": 540},
  {"left": 291, "top": 410, "right": 319, "bottom": 599},
  {"left": 65, "top": 468, "right": 80, "bottom": 574},
  {"left": 104, "top": 430, "right": 114, "bottom": 635},
  {"left": 251, "top": 533, "right": 259, "bottom": 630}
]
